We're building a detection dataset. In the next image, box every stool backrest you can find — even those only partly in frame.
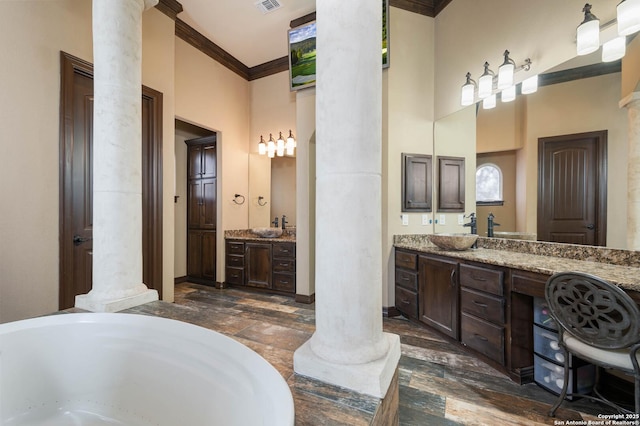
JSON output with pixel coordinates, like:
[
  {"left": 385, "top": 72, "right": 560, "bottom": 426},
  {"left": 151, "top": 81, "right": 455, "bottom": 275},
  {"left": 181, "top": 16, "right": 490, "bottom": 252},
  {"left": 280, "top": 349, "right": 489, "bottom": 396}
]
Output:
[{"left": 545, "top": 272, "right": 640, "bottom": 350}]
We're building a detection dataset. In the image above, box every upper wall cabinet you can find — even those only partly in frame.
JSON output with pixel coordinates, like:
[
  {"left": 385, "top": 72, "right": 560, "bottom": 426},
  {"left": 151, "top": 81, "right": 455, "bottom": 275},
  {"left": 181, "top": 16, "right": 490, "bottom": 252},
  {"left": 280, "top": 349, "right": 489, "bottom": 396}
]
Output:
[
  {"left": 438, "top": 156, "right": 465, "bottom": 212},
  {"left": 402, "top": 153, "right": 432, "bottom": 212}
]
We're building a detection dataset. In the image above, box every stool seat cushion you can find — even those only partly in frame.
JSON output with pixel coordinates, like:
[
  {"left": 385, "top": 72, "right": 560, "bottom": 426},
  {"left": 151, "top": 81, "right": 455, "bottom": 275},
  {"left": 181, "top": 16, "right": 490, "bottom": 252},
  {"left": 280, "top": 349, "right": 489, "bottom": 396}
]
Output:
[{"left": 564, "top": 334, "right": 638, "bottom": 372}]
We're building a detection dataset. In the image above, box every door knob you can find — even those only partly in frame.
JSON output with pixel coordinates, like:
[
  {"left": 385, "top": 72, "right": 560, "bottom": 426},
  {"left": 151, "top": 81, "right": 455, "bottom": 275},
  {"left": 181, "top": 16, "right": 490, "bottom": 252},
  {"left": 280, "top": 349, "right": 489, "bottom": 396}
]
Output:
[
  {"left": 73, "top": 235, "right": 92, "bottom": 246},
  {"left": 585, "top": 224, "right": 595, "bottom": 230}
]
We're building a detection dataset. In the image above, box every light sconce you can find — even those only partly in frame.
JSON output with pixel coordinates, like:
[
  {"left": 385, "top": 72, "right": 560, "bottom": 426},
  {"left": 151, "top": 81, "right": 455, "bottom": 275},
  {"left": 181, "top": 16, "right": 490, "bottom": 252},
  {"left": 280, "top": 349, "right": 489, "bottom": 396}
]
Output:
[
  {"left": 576, "top": 4, "right": 600, "bottom": 55},
  {"left": 460, "top": 72, "right": 476, "bottom": 106},
  {"left": 477, "top": 62, "right": 495, "bottom": 99},
  {"left": 521, "top": 74, "right": 538, "bottom": 95},
  {"left": 617, "top": 0, "right": 640, "bottom": 36},
  {"left": 258, "top": 130, "right": 296, "bottom": 157},
  {"left": 602, "top": 36, "right": 626, "bottom": 62},
  {"left": 497, "top": 50, "right": 515, "bottom": 90},
  {"left": 460, "top": 53, "right": 534, "bottom": 108},
  {"left": 501, "top": 85, "right": 516, "bottom": 103}
]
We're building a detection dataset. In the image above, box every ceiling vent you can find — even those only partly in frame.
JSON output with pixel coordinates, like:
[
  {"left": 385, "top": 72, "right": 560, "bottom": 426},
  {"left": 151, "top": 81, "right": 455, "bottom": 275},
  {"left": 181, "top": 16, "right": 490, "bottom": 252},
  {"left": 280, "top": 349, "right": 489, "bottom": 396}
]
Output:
[{"left": 255, "top": 0, "right": 282, "bottom": 14}]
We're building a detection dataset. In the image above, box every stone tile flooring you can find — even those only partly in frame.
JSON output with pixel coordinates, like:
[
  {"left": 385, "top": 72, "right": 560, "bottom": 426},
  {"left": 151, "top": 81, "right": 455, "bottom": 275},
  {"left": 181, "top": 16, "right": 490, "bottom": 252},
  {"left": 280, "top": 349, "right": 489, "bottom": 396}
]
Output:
[{"left": 118, "top": 283, "right": 612, "bottom": 425}]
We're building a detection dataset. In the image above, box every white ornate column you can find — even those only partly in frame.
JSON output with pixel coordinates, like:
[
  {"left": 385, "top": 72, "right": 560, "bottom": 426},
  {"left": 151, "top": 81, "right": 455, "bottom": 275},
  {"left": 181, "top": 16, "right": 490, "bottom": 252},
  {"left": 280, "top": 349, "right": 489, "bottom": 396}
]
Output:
[
  {"left": 621, "top": 92, "right": 640, "bottom": 250},
  {"left": 293, "top": 0, "right": 401, "bottom": 398},
  {"left": 76, "top": 0, "right": 159, "bottom": 312}
]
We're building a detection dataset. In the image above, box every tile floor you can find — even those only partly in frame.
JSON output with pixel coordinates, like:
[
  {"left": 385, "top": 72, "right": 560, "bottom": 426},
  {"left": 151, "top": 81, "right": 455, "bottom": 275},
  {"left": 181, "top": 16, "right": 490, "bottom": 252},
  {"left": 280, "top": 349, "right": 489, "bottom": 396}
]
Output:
[{"left": 114, "top": 283, "right": 617, "bottom": 425}]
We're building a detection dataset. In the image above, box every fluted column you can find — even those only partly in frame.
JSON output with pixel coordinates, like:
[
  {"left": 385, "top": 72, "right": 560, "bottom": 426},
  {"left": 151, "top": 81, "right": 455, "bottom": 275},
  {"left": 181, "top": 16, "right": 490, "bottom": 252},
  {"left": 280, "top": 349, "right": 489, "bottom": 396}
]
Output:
[
  {"left": 75, "top": 0, "right": 159, "bottom": 312},
  {"left": 621, "top": 92, "right": 640, "bottom": 249},
  {"left": 293, "top": 0, "right": 400, "bottom": 398}
]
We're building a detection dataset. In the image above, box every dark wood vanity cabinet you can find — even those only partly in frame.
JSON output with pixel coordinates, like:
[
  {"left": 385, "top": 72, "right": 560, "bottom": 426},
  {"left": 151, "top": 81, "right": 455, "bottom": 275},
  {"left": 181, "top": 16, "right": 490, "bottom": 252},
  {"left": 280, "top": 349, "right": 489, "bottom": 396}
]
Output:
[
  {"left": 394, "top": 250, "right": 419, "bottom": 319},
  {"left": 225, "top": 240, "right": 296, "bottom": 295},
  {"left": 419, "top": 255, "right": 459, "bottom": 340},
  {"left": 459, "top": 263, "right": 506, "bottom": 365}
]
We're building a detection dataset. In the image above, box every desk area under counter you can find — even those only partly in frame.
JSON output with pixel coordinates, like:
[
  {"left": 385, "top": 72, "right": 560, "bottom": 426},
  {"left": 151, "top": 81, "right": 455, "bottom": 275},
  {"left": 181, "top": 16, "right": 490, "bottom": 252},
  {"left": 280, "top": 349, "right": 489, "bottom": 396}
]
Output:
[{"left": 393, "top": 234, "right": 640, "bottom": 384}]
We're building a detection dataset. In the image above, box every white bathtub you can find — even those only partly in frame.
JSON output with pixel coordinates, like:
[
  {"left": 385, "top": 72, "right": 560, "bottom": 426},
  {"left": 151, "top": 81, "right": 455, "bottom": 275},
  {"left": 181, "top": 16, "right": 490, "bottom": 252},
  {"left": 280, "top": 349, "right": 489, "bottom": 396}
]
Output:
[{"left": 0, "top": 313, "right": 294, "bottom": 425}]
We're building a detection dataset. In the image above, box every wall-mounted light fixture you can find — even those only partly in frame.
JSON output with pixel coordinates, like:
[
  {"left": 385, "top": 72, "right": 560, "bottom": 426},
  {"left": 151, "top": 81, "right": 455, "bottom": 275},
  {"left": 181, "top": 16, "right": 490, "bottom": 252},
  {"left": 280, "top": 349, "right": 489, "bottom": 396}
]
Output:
[
  {"left": 258, "top": 130, "right": 296, "bottom": 157},
  {"left": 460, "top": 51, "right": 534, "bottom": 109},
  {"left": 575, "top": 2, "right": 640, "bottom": 62}
]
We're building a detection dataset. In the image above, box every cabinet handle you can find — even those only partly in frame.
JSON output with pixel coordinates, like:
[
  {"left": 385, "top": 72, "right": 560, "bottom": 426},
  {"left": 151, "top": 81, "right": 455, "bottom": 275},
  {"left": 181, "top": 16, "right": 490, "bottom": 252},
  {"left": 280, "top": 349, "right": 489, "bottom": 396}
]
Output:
[
  {"left": 401, "top": 299, "right": 410, "bottom": 305},
  {"left": 280, "top": 280, "right": 289, "bottom": 284},
  {"left": 472, "top": 300, "right": 488, "bottom": 308},
  {"left": 450, "top": 269, "right": 456, "bottom": 287},
  {"left": 471, "top": 275, "right": 487, "bottom": 282},
  {"left": 279, "top": 262, "right": 289, "bottom": 266},
  {"left": 473, "top": 333, "right": 488, "bottom": 341},
  {"left": 281, "top": 250, "right": 289, "bottom": 253}
]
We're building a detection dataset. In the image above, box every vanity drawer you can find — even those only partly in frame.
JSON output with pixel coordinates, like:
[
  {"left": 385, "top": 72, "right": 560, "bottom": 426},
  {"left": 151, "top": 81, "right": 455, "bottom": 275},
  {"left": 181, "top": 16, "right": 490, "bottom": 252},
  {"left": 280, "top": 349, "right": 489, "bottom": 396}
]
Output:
[
  {"left": 395, "top": 285, "right": 418, "bottom": 319},
  {"left": 395, "top": 269, "right": 418, "bottom": 292},
  {"left": 461, "top": 312, "right": 505, "bottom": 365},
  {"left": 460, "top": 287, "right": 504, "bottom": 325},
  {"left": 273, "top": 243, "right": 295, "bottom": 258},
  {"left": 273, "top": 273, "right": 295, "bottom": 293},
  {"left": 227, "top": 255, "right": 244, "bottom": 268},
  {"left": 459, "top": 264, "right": 504, "bottom": 296},
  {"left": 395, "top": 250, "right": 417, "bottom": 270},
  {"left": 273, "top": 258, "right": 295, "bottom": 273},
  {"left": 227, "top": 241, "right": 245, "bottom": 255},
  {"left": 225, "top": 267, "right": 244, "bottom": 285}
]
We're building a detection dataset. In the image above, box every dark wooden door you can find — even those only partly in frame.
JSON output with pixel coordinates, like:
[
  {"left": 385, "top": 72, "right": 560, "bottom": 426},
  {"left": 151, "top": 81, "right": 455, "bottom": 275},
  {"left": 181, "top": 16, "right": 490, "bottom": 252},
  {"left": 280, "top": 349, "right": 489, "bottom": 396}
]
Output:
[
  {"left": 537, "top": 131, "right": 607, "bottom": 245},
  {"left": 59, "top": 52, "right": 163, "bottom": 309},
  {"left": 245, "top": 243, "right": 272, "bottom": 289},
  {"left": 419, "top": 255, "right": 459, "bottom": 339}
]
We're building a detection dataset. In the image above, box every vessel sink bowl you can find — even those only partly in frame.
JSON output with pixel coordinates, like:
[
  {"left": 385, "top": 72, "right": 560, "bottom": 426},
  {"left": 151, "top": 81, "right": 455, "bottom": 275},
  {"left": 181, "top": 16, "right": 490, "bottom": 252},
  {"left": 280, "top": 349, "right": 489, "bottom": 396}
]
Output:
[
  {"left": 252, "top": 227, "right": 283, "bottom": 238},
  {"left": 428, "top": 233, "right": 478, "bottom": 250}
]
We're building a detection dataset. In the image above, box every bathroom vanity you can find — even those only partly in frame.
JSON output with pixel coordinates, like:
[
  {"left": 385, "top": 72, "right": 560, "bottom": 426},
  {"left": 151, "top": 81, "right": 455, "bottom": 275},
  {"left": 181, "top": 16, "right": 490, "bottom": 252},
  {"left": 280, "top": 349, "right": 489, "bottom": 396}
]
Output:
[
  {"left": 394, "top": 235, "right": 640, "bottom": 384},
  {"left": 225, "top": 230, "right": 296, "bottom": 295}
]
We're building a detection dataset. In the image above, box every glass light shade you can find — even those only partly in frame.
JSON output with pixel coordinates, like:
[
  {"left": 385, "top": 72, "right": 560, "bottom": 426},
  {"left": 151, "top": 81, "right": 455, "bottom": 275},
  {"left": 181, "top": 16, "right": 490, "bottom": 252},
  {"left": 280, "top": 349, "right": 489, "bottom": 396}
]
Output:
[
  {"left": 497, "top": 63, "right": 514, "bottom": 90},
  {"left": 277, "top": 133, "right": 285, "bottom": 151},
  {"left": 501, "top": 85, "right": 516, "bottom": 102},
  {"left": 285, "top": 134, "right": 295, "bottom": 156},
  {"left": 461, "top": 83, "right": 475, "bottom": 106},
  {"left": 478, "top": 74, "right": 493, "bottom": 99},
  {"left": 267, "top": 135, "right": 276, "bottom": 158},
  {"left": 576, "top": 19, "right": 600, "bottom": 55},
  {"left": 521, "top": 74, "right": 538, "bottom": 94},
  {"left": 258, "top": 141, "right": 266, "bottom": 155},
  {"left": 602, "top": 36, "right": 626, "bottom": 62},
  {"left": 618, "top": 0, "right": 640, "bottom": 36},
  {"left": 483, "top": 94, "right": 496, "bottom": 109},
  {"left": 267, "top": 149, "right": 275, "bottom": 158}
]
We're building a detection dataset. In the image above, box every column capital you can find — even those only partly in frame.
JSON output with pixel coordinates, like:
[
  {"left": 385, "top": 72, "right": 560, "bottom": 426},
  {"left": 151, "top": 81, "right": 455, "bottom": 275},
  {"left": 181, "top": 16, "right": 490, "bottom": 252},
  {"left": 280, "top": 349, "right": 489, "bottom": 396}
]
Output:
[
  {"left": 144, "top": 0, "right": 159, "bottom": 11},
  {"left": 620, "top": 91, "right": 640, "bottom": 109}
]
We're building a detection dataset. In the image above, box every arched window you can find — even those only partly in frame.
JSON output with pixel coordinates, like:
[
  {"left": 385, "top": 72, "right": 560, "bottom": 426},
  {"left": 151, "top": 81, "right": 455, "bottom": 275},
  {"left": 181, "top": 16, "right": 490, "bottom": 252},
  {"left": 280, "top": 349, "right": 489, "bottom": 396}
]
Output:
[{"left": 476, "top": 163, "right": 503, "bottom": 205}]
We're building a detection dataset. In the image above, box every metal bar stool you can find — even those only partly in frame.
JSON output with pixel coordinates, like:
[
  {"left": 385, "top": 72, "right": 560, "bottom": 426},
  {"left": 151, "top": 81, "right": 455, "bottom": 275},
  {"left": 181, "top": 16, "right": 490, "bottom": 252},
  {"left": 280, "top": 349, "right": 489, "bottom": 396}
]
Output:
[{"left": 545, "top": 272, "right": 640, "bottom": 416}]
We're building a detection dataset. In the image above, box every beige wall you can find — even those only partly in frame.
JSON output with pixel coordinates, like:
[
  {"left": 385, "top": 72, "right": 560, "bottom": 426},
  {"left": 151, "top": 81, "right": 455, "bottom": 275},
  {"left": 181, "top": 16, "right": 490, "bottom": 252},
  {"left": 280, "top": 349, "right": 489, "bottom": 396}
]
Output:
[
  {"left": 174, "top": 38, "right": 251, "bottom": 283},
  {"left": 622, "top": 35, "right": 640, "bottom": 98},
  {"left": 0, "top": 0, "right": 93, "bottom": 323},
  {"left": 434, "top": 0, "right": 617, "bottom": 120}
]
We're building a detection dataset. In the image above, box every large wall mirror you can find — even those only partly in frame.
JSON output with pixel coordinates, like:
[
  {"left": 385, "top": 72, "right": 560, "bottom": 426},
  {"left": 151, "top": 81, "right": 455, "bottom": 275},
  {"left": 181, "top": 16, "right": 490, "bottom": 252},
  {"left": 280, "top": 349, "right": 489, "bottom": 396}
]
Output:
[
  {"left": 436, "top": 49, "right": 630, "bottom": 249},
  {"left": 248, "top": 154, "right": 297, "bottom": 229}
]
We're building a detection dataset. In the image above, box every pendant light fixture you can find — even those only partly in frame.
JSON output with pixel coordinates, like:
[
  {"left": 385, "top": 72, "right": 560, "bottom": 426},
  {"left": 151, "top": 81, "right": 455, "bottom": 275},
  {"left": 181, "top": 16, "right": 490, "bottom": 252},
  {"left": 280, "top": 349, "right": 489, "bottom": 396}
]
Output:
[
  {"left": 577, "top": 4, "right": 600, "bottom": 55},
  {"left": 617, "top": 0, "right": 640, "bottom": 36},
  {"left": 258, "top": 131, "right": 296, "bottom": 157},
  {"left": 258, "top": 135, "right": 266, "bottom": 155},
  {"left": 285, "top": 130, "right": 296, "bottom": 156},
  {"left": 602, "top": 36, "right": 626, "bottom": 62},
  {"left": 460, "top": 72, "right": 476, "bottom": 106},
  {"left": 276, "top": 132, "right": 285, "bottom": 157},
  {"left": 477, "top": 62, "right": 495, "bottom": 99},
  {"left": 267, "top": 134, "right": 276, "bottom": 158},
  {"left": 497, "top": 50, "right": 516, "bottom": 90}
]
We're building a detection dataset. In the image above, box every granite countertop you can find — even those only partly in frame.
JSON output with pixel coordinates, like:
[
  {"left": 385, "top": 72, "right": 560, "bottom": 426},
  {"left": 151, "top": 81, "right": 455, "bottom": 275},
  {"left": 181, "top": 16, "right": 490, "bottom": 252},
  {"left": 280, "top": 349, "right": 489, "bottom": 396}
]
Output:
[
  {"left": 394, "top": 235, "right": 640, "bottom": 293},
  {"left": 225, "top": 229, "right": 296, "bottom": 243}
]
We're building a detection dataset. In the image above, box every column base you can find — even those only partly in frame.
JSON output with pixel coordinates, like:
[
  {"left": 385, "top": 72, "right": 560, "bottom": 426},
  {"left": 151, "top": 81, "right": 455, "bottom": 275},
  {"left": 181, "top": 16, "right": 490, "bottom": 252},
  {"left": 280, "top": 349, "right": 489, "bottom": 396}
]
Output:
[
  {"left": 75, "top": 289, "right": 158, "bottom": 313},
  {"left": 293, "top": 332, "right": 401, "bottom": 398}
]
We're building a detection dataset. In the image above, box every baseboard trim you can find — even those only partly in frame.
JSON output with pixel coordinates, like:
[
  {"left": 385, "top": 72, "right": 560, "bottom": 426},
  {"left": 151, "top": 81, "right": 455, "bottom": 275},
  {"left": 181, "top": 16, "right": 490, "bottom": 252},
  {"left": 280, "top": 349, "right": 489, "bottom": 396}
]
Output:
[
  {"left": 295, "top": 293, "right": 315, "bottom": 304},
  {"left": 174, "top": 276, "right": 188, "bottom": 284},
  {"left": 384, "top": 307, "right": 401, "bottom": 318}
]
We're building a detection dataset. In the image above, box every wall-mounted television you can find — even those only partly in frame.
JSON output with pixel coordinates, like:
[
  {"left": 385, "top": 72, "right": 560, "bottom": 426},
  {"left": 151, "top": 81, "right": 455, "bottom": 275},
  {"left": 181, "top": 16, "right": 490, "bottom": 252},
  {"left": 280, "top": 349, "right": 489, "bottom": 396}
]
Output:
[
  {"left": 288, "top": 21, "right": 317, "bottom": 91},
  {"left": 288, "top": 0, "right": 389, "bottom": 92}
]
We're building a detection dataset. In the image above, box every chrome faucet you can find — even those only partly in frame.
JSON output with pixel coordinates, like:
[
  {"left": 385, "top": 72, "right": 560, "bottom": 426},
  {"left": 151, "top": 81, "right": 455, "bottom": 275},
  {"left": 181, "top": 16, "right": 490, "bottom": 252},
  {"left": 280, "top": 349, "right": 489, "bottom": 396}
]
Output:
[
  {"left": 272, "top": 216, "right": 279, "bottom": 228},
  {"left": 281, "top": 214, "right": 288, "bottom": 230},
  {"left": 487, "top": 212, "right": 500, "bottom": 237},
  {"left": 463, "top": 213, "right": 477, "bottom": 235}
]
